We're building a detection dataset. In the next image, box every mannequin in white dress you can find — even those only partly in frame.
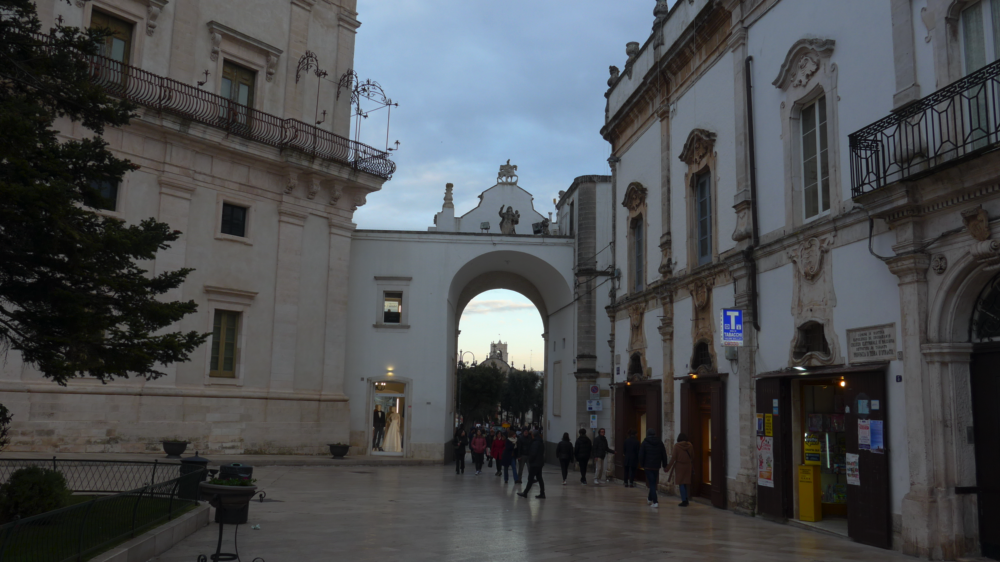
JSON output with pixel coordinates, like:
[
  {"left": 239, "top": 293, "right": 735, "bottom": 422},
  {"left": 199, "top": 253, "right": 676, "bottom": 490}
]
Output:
[{"left": 383, "top": 407, "right": 402, "bottom": 453}]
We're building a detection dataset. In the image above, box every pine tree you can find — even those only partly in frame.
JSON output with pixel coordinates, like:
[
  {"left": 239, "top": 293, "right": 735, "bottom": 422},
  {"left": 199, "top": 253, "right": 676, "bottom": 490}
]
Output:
[{"left": 0, "top": 0, "right": 207, "bottom": 385}]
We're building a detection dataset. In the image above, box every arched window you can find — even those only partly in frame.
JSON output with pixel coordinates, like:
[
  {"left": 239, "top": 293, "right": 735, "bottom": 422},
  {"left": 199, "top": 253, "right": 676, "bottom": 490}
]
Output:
[
  {"left": 972, "top": 272, "right": 1000, "bottom": 341},
  {"left": 632, "top": 216, "right": 644, "bottom": 292},
  {"left": 793, "top": 321, "right": 830, "bottom": 360},
  {"left": 692, "top": 341, "right": 713, "bottom": 371}
]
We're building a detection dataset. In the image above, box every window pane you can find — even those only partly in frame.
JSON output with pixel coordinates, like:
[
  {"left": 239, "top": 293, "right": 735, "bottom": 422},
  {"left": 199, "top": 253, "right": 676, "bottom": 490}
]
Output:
[
  {"left": 89, "top": 180, "right": 118, "bottom": 211},
  {"left": 818, "top": 96, "right": 830, "bottom": 214},
  {"left": 221, "top": 203, "right": 247, "bottom": 237},
  {"left": 384, "top": 292, "right": 403, "bottom": 323},
  {"left": 965, "top": 2, "right": 988, "bottom": 74},
  {"left": 696, "top": 174, "right": 712, "bottom": 264},
  {"left": 211, "top": 311, "right": 222, "bottom": 371},
  {"left": 993, "top": 0, "right": 1000, "bottom": 60},
  {"left": 220, "top": 77, "right": 232, "bottom": 103},
  {"left": 223, "top": 312, "right": 237, "bottom": 372}
]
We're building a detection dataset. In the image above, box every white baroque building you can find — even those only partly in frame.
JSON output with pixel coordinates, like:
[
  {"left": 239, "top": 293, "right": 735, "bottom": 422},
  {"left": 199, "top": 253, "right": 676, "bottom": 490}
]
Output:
[{"left": 602, "top": 0, "right": 1000, "bottom": 559}]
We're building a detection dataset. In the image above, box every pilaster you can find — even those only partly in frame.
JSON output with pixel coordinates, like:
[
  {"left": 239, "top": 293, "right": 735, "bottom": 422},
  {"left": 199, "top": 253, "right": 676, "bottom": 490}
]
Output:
[
  {"left": 321, "top": 217, "right": 355, "bottom": 399},
  {"left": 269, "top": 205, "right": 308, "bottom": 392}
]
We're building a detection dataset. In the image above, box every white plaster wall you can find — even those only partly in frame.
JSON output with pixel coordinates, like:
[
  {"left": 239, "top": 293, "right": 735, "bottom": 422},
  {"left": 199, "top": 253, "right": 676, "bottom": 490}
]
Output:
[
  {"left": 443, "top": 184, "right": 548, "bottom": 235},
  {"left": 756, "top": 264, "right": 796, "bottom": 375},
  {"left": 711, "top": 283, "right": 742, "bottom": 480},
  {"left": 617, "top": 124, "right": 662, "bottom": 291},
  {"left": 672, "top": 296, "right": 694, "bottom": 434},
  {"left": 912, "top": 0, "right": 937, "bottom": 94}
]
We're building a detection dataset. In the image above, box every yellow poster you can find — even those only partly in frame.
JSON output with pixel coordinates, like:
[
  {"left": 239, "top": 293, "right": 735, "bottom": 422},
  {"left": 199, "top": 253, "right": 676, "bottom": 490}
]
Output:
[
  {"left": 804, "top": 438, "right": 821, "bottom": 465},
  {"left": 764, "top": 414, "right": 773, "bottom": 437}
]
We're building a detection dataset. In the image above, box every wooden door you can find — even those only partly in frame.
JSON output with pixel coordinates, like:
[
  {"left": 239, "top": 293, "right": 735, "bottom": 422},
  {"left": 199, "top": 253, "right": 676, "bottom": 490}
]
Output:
[
  {"left": 710, "top": 379, "right": 727, "bottom": 509},
  {"left": 843, "top": 371, "right": 891, "bottom": 550},
  {"left": 614, "top": 383, "right": 625, "bottom": 481},
  {"left": 680, "top": 381, "right": 703, "bottom": 495},
  {"left": 971, "top": 350, "right": 1000, "bottom": 559},
  {"left": 755, "top": 377, "right": 793, "bottom": 519}
]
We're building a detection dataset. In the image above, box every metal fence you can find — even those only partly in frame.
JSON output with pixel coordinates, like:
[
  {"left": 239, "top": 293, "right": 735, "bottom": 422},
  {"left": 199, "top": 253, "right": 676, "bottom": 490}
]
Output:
[
  {"left": 850, "top": 57, "right": 1000, "bottom": 197},
  {"left": 19, "top": 30, "right": 395, "bottom": 180},
  {"left": 0, "top": 460, "right": 205, "bottom": 562}
]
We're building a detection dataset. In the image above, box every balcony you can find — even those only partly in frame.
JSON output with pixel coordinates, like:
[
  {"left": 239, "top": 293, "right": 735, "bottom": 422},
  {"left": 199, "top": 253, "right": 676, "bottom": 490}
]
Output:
[
  {"left": 849, "top": 59, "right": 1000, "bottom": 198},
  {"left": 32, "top": 31, "right": 395, "bottom": 180}
]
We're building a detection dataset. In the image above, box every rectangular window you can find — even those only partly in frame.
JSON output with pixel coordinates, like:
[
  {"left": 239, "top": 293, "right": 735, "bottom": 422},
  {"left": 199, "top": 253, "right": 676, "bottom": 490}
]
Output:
[
  {"left": 90, "top": 11, "right": 133, "bottom": 64},
  {"left": 220, "top": 203, "right": 248, "bottom": 237},
  {"left": 90, "top": 180, "right": 119, "bottom": 211},
  {"left": 383, "top": 292, "right": 403, "bottom": 324},
  {"left": 801, "top": 96, "right": 830, "bottom": 220},
  {"left": 633, "top": 217, "right": 643, "bottom": 292},
  {"left": 209, "top": 310, "right": 240, "bottom": 378},
  {"left": 696, "top": 173, "right": 712, "bottom": 266},
  {"left": 221, "top": 61, "right": 256, "bottom": 125}
]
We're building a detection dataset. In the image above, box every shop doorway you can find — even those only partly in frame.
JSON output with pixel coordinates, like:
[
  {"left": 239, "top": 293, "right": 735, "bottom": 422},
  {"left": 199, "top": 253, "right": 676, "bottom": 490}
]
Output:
[
  {"left": 680, "top": 377, "right": 726, "bottom": 508},
  {"left": 613, "top": 379, "right": 661, "bottom": 483},
  {"left": 970, "top": 347, "right": 1000, "bottom": 560},
  {"left": 371, "top": 381, "right": 406, "bottom": 456}
]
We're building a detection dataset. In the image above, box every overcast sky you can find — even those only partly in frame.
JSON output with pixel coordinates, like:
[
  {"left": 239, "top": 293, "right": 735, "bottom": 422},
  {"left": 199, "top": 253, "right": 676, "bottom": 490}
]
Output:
[
  {"left": 352, "top": 2, "right": 657, "bottom": 370},
  {"left": 352, "top": 0, "right": 655, "bottom": 232}
]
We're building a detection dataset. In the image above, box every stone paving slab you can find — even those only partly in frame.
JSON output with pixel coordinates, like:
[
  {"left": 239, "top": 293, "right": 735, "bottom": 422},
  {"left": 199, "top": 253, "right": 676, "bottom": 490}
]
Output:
[
  {"left": 149, "top": 464, "right": 914, "bottom": 562},
  {"left": 0, "top": 451, "right": 439, "bottom": 467}
]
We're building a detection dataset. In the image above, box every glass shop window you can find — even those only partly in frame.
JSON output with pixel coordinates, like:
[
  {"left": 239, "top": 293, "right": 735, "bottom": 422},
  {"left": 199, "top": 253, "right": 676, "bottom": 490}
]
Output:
[
  {"left": 802, "top": 382, "right": 848, "bottom": 516},
  {"left": 383, "top": 292, "right": 403, "bottom": 324}
]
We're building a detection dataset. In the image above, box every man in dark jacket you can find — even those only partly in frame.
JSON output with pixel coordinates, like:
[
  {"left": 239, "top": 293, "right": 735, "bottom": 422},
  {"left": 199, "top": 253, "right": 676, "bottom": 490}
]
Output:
[
  {"left": 555, "top": 432, "right": 574, "bottom": 485},
  {"left": 574, "top": 428, "right": 593, "bottom": 485},
  {"left": 518, "top": 429, "right": 546, "bottom": 499},
  {"left": 638, "top": 429, "right": 668, "bottom": 507},
  {"left": 516, "top": 431, "right": 529, "bottom": 482},
  {"left": 622, "top": 429, "right": 641, "bottom": 488},
  {"left": 592, "top": 428, "right": 614, "bottom": 484}
]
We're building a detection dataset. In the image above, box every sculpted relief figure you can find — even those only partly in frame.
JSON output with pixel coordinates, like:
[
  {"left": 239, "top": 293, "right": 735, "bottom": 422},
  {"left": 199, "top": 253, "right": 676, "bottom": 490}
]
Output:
[{"left": 499, "top": 206, "right": 520, "bottom": 235}]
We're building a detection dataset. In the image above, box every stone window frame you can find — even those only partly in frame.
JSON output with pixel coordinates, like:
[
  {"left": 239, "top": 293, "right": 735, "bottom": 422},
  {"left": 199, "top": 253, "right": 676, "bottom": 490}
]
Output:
[
  {"left": 773, "top": 39, "right": 843, "bottom": 231},
  {"left": 207, "top": 21, "right": 282, "bottom": 112},
  {"left": 621, "top": 182, "right": 648, "bottom": 295},
  {"left": 938, "top": 0, "right": 1000, "bottom": 83},
  {"left": 679, "top": 129, "right": 719, "bottom": 271},
  {"left": 91, "top": 175, "right": 129, "bottom": 220},
  {"left": 84, "top": 1, "right": 149, "bottom": 67},
  {"left": 202, "top": 286, "right": 257, "bottom": 387},
  {"left": 214, "top": 192, "right": 255, "bottom": 245},
  {"left": 374, "top": 276, "right": 412, "bottom": 330}
]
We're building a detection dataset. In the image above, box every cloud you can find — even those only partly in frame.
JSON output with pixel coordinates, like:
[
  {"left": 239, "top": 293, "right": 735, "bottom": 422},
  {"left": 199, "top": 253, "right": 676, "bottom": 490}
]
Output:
[{"left": 462, "top": 300, "right": 537, "bottom": 315}]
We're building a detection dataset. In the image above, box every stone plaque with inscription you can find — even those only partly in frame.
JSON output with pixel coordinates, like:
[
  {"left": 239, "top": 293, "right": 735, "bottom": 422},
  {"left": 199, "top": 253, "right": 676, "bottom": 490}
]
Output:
[{"left": 847, "top": 323, "right": 897, "bottom": 363}]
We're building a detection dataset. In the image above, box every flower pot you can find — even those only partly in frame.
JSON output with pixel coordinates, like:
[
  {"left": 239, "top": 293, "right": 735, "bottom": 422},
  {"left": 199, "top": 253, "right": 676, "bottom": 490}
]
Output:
[
  {"left": 328, "top": 444, "right": 349, "bottom": 459},
  {"left": 199, "top": 482, "right": 258, "bottom": 525},
  {"left": 162, "top": 441, "right": 189, "bottom": 459}
]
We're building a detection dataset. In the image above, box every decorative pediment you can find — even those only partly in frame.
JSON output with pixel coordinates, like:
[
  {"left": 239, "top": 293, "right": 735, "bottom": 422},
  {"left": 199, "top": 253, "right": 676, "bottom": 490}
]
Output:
[
  {"left": 621, "top": 182, "right": 648, "bottom": 212},
  {"left": 772, "top": 38, "right": 835, "bottom": 90},
  {"left": 678, "top": 129, "right": 717, "bottom": 167}
]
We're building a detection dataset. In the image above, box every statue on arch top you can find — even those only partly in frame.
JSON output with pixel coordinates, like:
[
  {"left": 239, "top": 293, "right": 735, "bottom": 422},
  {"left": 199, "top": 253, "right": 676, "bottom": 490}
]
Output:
[
  {"left": 499, "top": 205, "right": 520, "bottom": 235},
  {"left": 498, "top": 159, "right": 518, "bottom": 184}
]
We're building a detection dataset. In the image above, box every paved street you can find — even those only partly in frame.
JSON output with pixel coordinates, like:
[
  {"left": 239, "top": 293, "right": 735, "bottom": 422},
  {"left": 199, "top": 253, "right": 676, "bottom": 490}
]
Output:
[{"left": 153, "top": 463, "right": 912, "bottom": 562}]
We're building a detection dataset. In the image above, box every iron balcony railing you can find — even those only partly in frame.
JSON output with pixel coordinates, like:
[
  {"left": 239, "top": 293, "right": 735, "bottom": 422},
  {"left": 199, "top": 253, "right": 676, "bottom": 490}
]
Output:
[
  {"left": 850, "top": 58, "right": 1000, "bottom": 197},
  {"left": 26, "top": 31, "right": 395, "bottom": 180}
]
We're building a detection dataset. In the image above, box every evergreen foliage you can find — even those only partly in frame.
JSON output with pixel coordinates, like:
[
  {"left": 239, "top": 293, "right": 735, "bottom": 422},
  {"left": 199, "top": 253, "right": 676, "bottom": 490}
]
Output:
[
  {"left": 0, "top": 467, "right": 71, "bottom": 523},
  {"left": 457, "top": 362, "right": 505, "bottom": 424},
  {"left": 0, "top": 0, "right": 207, "bottom": 385}
]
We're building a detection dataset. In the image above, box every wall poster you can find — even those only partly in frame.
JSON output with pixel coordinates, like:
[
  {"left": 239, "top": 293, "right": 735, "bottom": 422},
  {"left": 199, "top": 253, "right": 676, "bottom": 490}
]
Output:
[
  {"left": 846, "top": 453, "right": 860, "bottom": 485},
  {"left": 757, "top": 436, "right": 774, "bottom": 488},
  {"left": 858, "top": 419, "right": 871, "bottom": 451},
  {"left": 870, "top": 420, "right": 884, "bottom": 454}
]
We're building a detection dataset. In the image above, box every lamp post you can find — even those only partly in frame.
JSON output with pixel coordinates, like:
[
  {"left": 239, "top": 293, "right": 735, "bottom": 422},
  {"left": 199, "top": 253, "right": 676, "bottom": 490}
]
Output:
[{"left": 457, "top": 351, "right": 475, "bottom": 428}]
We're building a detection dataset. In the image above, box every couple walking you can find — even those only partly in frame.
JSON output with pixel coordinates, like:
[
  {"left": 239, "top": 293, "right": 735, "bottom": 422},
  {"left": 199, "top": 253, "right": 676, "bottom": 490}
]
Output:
[
  {"left": 622, "top": 429, "right": 694, "bottom": 508},
  {"left": 553, "top": 428, "right": 614, "bottom": 485},
  {"left": 453, "top": 427, "right": 494, "bottom": 475}
]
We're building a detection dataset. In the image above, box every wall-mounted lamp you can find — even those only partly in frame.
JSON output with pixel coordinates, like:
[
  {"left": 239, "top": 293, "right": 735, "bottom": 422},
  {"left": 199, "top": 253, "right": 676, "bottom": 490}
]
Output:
[
  {"left": 839, "top": 377, "right": 846, "bottom": 387},
  {"left": 793, "top": 366, "right": 808, "bottom": 372}
]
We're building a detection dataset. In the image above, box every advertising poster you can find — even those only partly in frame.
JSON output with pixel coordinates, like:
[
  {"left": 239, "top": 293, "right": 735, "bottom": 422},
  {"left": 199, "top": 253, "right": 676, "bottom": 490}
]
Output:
[
  {"left": 858, "top": 419, "right": 871, "bottom": 451},
  {"left": 870, "top": 420, "right": 884, "bottom": 454},
  {"left": 757, "top": 436, "right": 774, "bottom": 488},
  {"left": 846, "top": 453, "right": 860, "bottom": 485},
  {"left": 804, "top": 439, "right": 821, "bottom": 465},
  {"left": 756, "top": 413, "right": 764, "bottom": 436},
  {"left": 764, "top": 414, "right": 773, "bottom": 437}
]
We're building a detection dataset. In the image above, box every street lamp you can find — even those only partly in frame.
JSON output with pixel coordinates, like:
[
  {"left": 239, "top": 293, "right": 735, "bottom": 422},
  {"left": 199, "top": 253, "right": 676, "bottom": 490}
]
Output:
[{"left": 457, "top": 351, "right": 475, "bottom": 427}]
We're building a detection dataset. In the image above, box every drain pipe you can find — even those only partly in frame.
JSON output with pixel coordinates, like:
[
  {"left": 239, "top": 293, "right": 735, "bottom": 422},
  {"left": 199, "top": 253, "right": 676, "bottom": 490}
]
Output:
[{"left": 744, "top": 55, "right": 761, "bottom": 332}]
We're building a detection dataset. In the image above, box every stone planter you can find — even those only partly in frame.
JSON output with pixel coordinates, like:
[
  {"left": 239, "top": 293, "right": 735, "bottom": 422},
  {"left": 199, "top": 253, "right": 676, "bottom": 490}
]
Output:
[
  {"left": 199, "top": 482, "right": 258, "bottom": 525},
  {"left": 162, "top": 441, "right": 189, "bottom": 459},
  {"left": 328, "top": 444, "right": 350, "bottom": 459}
]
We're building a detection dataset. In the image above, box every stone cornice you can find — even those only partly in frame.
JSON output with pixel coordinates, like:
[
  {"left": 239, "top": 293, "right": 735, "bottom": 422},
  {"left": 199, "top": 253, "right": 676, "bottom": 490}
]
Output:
[
  {"left": 207, "top": 21, "right": 284, "bottom": 57},
  {"left": 0, "top": 380, "right": 348, "bottom": 403}
]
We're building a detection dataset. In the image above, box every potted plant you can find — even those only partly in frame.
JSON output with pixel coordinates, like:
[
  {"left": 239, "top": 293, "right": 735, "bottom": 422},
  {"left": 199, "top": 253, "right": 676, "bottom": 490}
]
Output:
[
  {"left": 161, "top": 439, "right": 189, "bottom": 459},
  {"left": 199, "top": 477, "right": 258, "bottom": 524},
  {"left": 328, "top": 443, "right": 350, "bottom": 459}
]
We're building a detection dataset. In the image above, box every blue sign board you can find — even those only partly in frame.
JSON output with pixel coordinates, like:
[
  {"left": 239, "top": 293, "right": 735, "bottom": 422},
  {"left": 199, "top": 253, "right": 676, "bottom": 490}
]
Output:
[{"left": 721, "top": 308, "right": 744, "bottom": 347}]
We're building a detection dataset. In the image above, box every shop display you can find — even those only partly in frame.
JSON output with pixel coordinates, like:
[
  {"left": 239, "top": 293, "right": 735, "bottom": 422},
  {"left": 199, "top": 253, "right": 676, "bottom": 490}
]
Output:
[
  {"left": 803, "top": 384, "right": 848, "bottom": 507},
  {"left": 383, "top": 406, "right": 403, "bottom": 453}
]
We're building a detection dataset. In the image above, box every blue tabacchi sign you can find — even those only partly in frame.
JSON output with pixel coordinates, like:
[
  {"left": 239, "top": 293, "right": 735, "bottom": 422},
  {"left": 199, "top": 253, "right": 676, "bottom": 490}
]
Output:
[{"left": 722, "top": 308, "right": 744, "bottom": 347}]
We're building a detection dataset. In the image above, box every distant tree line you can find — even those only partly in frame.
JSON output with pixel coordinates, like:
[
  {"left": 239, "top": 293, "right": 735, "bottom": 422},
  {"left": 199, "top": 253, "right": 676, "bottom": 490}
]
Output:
[{"left": 457, "top": 362, "right": 543, "bottom": 426}]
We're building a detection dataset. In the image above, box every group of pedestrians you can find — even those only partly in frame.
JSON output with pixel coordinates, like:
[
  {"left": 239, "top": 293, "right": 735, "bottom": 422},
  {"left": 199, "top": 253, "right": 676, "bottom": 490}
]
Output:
[{"left": 453, "top": 425, "right": 694, "bottom": 509}]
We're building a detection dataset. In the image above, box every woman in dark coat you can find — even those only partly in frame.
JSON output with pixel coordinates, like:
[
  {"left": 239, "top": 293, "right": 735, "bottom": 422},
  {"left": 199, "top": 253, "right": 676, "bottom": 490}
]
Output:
[
  {"left": 555, "top": 432, "right": 574, "bottom": 485},
  {"left": 453, "top": 429, "right": 468, "bottom": 475},
  {"left": 501, "top": 430, "right": 520, "bottom": 483},
  {"left": 574, "top": 428, "right": 593, "bottom": 485},
  {"left": 622, "top": 429, "right": 641, "bottom": 488},
  {"left": 491, "top": 429, "right": 505, "bottom": 476},
  {"left": 470, "top": 429, "right": 487, "bottom": 475},
  {"left": 666, "top": 433, "right": 694, "bottom": 507}
]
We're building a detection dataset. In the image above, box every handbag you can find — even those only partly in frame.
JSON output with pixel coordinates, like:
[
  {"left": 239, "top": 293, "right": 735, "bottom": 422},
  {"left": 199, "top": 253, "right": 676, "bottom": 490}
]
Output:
[{"left": 488, "top": 457, "right": 493, "bottom": 467}]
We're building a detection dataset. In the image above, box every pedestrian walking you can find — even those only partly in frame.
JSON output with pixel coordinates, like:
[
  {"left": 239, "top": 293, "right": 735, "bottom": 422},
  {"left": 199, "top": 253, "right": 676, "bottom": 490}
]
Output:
[
  {"left": 516, "top": 430, "right": 529, "bottom": 480},
  {"left": 470, "top": 429, "right": 487, "bottom": 475},
  {"left": 665, "top": 433, "right": 694, "bottom": 507},
  {"left": 555, "top": 432, "right": 574, "bottom": 485},
  {"left": 622, "top": 429, "right": 640, "bottom": 488},
  {"left": 574, "top": 428, "right": 592, "bottom": 485},
  {"left": 486, "top": 428, "right": 496, "bottom": 470},
  {"left": 492, "top": 430, "right": 505, "bottom": 476},
  {"left": 592, "top": 428, "right": 614, "bottom": 484},
  {"left": 501, "top": 430, "right": 520, "bottom": 483},
  {"left": 453, "top": 429, "right": 468, "bottom": 475},
  {"left": 517, "top": 429, "right": 546, "bottom": 499},
  {"left": 638, "top": 429, "right": 668, "bottom": 507}
]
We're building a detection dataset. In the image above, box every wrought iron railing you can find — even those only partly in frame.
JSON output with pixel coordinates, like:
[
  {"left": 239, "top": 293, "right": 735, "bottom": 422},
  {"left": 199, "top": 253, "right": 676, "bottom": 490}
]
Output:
[
  {"left": 24, "top": 31, "right": 395, "bottom": 180},
  {"left": 850, "top": 58, "right": 1000, "bottom": 197},
  {"left": 0, "top": 460, "right": 204, "bottom": 562}
]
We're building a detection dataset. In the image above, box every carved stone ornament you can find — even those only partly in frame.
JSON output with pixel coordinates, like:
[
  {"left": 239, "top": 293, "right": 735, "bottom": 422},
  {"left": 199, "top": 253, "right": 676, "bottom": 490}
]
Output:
[
  {"left": 621, "top": 182, "right": 648, "bottom": 212},
  {"left": 330, "top": 184, "right": 343, "bottom": 205},
  {"left": 351, "top": 193, "right": 366, "bottom": 212},
  {"left": 691, "top": 281, "right": 710, "bottom": 310},
  {"left": 931, "top": 254, "right": 948, "bottom": 275},
  {"left": 772, "top": 38, "right": 835, "bottom": 90},
  {"left": 658, "top": 236, "right": 674, "bottom": 277},
  {"left": 284, "top": 171, "right": 297, "bottom": 194},
  {"left": 962, "top": 205, "right": 991, "bottom": 241},
  {"left": 210, "top": 32, "right": 222, "bottom": 62},
  {"left": 266, "top": 54, "right": 278, "bottom": 82},
  {"left": 146, "top": 1, "right": 168, "bottom": 37},
  {"left": 307, "top": 177, "right": 321, "bottom": 200},
  {"left": 920, "top": 7, "right": 934, "bottom": 43},
  {"left": 679, "top": 129, "right": 718, "bottom": 167},
  {"left": 788, "top": 236, "right": 833, "bottom": 282},
  {"left": 608, "top": 65, "right": 620, "bottom": 87},
  {"left": 972, "top": 240, "right": 1000, "bottom": 272},
  {"left": 628, "top": 304, "right": 646, "bottom": 352},
  {"left": 732, "top": 200, "right": 752, "bottom": 242},
  {"left": 74, "top": 0, "right": 86, "bottom": 7},
  {"left": 625, "top": 41, "right": 640, "bottom": 79},
  {"left": 497, "top": 159, "right": 518, "bottom": 184}
]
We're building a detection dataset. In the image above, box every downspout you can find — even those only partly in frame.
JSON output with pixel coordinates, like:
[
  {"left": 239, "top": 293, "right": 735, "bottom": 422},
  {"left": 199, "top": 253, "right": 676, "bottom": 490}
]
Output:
[{"left": 744, "top": 55, "right": 761, "bottom": 332}]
